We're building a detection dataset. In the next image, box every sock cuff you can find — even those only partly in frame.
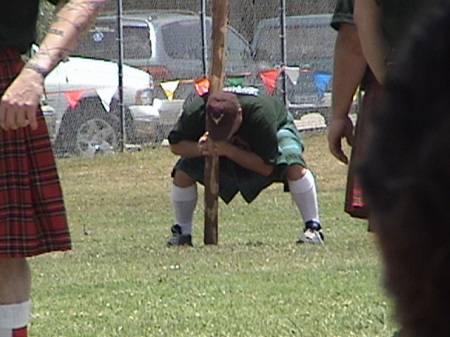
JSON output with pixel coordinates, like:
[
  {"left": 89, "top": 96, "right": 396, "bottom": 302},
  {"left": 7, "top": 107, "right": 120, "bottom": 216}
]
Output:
[
  {"left": 172, "top": 184, "right": 197, "bottom": 202},
  {"left": 305, "top": 220, "right": 321, "bottom": 230},
  {"left": 288, "top": 169, "right": 315, "bottom": 194},
  {"left": 0, "top": 300, "right": 31, "bottom": 329}
]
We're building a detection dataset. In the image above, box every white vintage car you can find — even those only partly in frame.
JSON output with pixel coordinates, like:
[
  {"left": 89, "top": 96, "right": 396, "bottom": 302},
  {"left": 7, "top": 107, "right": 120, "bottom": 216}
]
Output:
[{"left": 43, "top": 56, "right": 162, "bottom": 156}]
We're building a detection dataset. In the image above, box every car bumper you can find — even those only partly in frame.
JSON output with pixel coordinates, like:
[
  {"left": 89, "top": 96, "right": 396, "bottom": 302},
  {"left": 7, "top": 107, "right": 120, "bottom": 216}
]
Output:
[
  {"left": 41, "top": 104, "right": 57, "bottom": 141},
  {"left": 128, "top": 104, "right": 160, "bottom": 137},
  {"left": 128, "top": 100, "right": 183, "bottom": 140}
]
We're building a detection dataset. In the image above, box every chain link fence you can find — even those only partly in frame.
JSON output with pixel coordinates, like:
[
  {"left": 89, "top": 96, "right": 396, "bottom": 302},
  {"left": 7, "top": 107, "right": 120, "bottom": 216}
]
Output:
[{"left": 38, "top": 0, "right": 335, "bottom": 157}]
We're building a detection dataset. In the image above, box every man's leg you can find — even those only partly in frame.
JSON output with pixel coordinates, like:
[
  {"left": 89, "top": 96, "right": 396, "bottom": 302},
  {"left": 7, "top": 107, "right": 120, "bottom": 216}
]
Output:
[
  {"left": 0, "top": 259, "right": 31, "bottom": 337},
  {"left": 167, "top": 169, "right": 197, "bottom": 246},
  {"left": 286, "top": 164, "right": 323, "bottom": 243}
]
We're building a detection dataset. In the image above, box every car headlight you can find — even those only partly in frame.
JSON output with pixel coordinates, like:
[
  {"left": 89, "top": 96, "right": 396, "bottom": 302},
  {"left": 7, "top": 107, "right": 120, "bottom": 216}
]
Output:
[{"left": 135, "top": 88, "right": 154, "bottom": 105}]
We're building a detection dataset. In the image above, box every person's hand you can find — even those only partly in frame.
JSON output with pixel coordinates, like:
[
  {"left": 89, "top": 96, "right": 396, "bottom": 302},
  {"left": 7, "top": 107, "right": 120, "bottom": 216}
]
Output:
[
  {"left": 198, "top": 132, "right": 232, "bottom": 157},
  {"left": 327, "top": 115, "right": 355, "bottom": 164},
  {"left": 198, "top": 132, "right": 216, "bottom": 156},
  {"left": 0, "top": 69, "right": 43, "bottom": 131}
]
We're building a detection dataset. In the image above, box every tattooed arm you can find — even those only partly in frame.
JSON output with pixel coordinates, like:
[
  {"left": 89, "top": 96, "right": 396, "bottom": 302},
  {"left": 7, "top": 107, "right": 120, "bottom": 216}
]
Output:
[
  {"left": 0, "top": 0, "right": 107, "bottom": 131},
  {"left": 28, "top": 0, "right": 107, "bottom": 76}
]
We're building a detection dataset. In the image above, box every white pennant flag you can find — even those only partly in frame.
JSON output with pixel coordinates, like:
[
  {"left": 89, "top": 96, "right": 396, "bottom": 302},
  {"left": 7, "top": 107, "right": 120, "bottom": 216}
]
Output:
[
  {"left": 285, "top": 67, "right": 300, "bottom": 85},
  {"left": 96, "top": 87, "right": 118, "bottom": 112}
]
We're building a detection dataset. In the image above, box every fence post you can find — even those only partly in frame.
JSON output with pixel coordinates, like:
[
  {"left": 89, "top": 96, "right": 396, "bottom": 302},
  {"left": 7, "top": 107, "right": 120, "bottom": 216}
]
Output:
[
  {"left": 117, "top": 0, "right": 125, "bottom": 152},
  {"left": 279, "top": 0, "right": 288, "bottom": 107},
  {"left": 200, "top": 0, "right": 208, "bottom": 77}
]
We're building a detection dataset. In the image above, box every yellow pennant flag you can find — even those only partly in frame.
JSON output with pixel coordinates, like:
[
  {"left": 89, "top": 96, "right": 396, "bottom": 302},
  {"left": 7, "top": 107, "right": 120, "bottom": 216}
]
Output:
[{"left": 160, "top": 80, "right": 180, "bottom": 101}]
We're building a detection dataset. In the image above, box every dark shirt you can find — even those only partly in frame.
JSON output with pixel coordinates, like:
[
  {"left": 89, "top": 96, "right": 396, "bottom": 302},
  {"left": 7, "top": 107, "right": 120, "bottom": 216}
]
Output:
[
  {"left": 375, "top": 0, "right": 439, "bottom": 47},
  {"left": 331, "top": 0, "right": 354, "bottom": 30},
  {"left": 0, "top": 0, "right": 59, "bottom": 52},
  {"left": 168, "top": 91, "right": 289, "bottom": 166}
]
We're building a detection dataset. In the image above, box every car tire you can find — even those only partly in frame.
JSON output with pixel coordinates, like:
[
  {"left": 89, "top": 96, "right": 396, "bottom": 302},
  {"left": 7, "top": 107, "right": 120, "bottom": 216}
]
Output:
[
  {"left": 53, "top": 97, "right": 120, "bottom": 156},
  {"left": 75, "top": 117, "right": 119, "bottom": 155}
]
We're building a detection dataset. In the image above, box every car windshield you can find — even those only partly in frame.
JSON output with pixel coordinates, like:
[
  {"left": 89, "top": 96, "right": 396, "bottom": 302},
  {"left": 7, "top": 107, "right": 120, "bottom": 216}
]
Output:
[
  {"left": 161, "top": 20, "right": 205, "bottom": 60},
  {"left": 72, "top": 23, "right": 152, "bottom": 61},
  {"left": 161, "top": 20, "right": 253, "bottom": 63},
  {"left": 253, "top": 23, "right": 335, "bottom": 68}
]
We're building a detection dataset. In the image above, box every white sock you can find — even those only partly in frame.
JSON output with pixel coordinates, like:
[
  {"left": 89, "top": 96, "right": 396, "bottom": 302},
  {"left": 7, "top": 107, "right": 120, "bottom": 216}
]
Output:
[
  {"left": 171, "top": 184, "right": 197, "bottom": 235},
  {"left": 288, "top": 169, "right": 320, "bottom": 225},
  {"left": 0, "top": 300, "right": 31, "bottom": 337}
]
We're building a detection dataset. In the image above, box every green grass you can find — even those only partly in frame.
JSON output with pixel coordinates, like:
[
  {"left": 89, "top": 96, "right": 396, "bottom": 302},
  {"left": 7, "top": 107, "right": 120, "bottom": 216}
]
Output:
[{"left": 29, "top": 133, "right": 399, "bottom": 337}]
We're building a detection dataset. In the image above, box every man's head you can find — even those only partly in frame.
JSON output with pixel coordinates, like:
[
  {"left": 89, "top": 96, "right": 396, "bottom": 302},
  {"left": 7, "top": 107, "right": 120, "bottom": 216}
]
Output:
[{"left": 205, "top": 91, "right": 242, "bottom": 140}]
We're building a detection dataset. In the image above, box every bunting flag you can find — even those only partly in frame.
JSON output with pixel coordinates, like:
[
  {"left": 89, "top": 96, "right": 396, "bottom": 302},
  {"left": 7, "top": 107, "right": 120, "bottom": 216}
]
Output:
[
  {"left": 284, "top": 66, "right": 300, "bottom": 85},
  {"left": 353, "top": 85, "right": 360, "bottom": 101},
  {"left": 226, "top": 76, "right": 245, "bottom": 87},
  {"left": 194, "top": 77, "right": 210, "bottom": 96},
  {"left": 160, "top": 80, "right": 180, "bottom": 101},
  {"left": 96, "top": 87, "right": 117, "bottom": 112},
  {"left": 65, "top": 89, "right": 87, "bottom": 108},
  {"left": 259, "top": 68, "right": 281, "bottom": 95},
  {"left": 165, "top": 67, "right": 330, "bottom": 99},
  {"left": 312, "top": 71, "right": 332, "bottom": 99}
]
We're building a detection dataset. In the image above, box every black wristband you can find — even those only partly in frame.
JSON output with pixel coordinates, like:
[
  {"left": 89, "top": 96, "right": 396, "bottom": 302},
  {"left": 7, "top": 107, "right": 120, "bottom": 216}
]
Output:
[{"left": 24, "top": 62, "right": 50, "bottom": 77}]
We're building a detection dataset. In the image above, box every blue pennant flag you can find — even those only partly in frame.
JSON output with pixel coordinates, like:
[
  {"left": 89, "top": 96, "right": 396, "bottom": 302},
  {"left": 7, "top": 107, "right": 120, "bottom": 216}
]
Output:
[{"left": 313, "top": 71, "right": 332, "bottom": 99}]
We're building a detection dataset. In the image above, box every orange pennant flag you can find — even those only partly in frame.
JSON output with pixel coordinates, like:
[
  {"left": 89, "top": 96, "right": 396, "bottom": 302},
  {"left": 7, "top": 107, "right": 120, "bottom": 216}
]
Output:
[
  {"left": 194, "top": 78, "right": 210, "bottom": 96},
  {"left": 65, "top": 90, "right": 87, "bottom": 108},
  {"left": 259, "top": 69, "right": 281, "bottom": 95}
]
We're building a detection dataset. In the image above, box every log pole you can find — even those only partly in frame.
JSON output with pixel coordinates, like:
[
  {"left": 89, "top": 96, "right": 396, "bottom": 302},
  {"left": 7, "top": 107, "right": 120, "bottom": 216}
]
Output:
[{"left": 204, "top": 0, "right": 229, "bottom": 245}]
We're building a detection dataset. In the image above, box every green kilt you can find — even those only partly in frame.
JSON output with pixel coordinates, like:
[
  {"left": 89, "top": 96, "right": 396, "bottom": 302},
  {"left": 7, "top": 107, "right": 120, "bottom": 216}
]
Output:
[{"left": 172, "top": 117, "right": 307, "bottom": 203}]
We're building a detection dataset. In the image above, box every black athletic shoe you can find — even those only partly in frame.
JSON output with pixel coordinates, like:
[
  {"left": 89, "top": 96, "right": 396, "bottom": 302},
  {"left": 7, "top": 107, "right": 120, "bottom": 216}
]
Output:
[
  {"left": 297, "top": 220, "right": 324, "bottom": 244},
  {"left": 166, "top": 224, "right": 193, "bottom": 247}
]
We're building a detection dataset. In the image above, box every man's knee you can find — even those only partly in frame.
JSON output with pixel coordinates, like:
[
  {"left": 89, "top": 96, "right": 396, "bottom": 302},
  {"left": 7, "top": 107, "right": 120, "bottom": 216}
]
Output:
[
  {"left": 173, "top": 169, "right": 196, "bottom": 187},
  {"left": 285, "top": 164, "right": 307, "bottom": 181}
]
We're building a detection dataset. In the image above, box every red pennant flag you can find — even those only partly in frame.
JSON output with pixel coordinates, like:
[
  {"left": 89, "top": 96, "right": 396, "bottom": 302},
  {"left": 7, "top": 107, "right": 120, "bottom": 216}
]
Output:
[
  {"left": 194, "top": 78, "right": 210, "bottom": 96},
  {"left": 65, "top": 90, "right": 87, "bottom": 108},
  {"left": 259, "top": 69, "right": 281, "bottom": 95}
]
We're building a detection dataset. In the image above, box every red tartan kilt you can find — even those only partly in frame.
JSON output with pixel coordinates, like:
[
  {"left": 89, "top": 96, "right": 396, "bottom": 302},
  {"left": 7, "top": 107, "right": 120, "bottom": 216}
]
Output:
[
  {"left": 345, "top": 109, "right": 369, "bottom": 219},
  {"left": 345, "top": 73, "right": 383, "bottom": 221},
  {"left": 0, "top": 48, "right": 71, "bottom": 257}
]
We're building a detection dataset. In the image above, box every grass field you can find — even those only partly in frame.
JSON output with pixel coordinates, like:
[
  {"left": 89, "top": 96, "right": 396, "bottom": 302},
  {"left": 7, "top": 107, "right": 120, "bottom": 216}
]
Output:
[{"left": 29, "top": 132, "right": 399, "bottom": 337}]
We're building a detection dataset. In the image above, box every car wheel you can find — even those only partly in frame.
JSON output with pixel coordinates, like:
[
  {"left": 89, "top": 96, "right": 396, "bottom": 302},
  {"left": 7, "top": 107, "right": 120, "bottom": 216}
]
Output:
[
  {"left": 75, "top": 117, "right": 119, "bottom": 155},
  {"left": 53, "top": 97, "right": 120, "bottom": 156}
]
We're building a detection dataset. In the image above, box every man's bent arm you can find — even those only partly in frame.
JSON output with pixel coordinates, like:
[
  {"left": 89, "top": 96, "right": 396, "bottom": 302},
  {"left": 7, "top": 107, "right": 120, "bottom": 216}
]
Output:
[
  {"left": 224, "top": 144, "right": 274, "bottom": 177},
  {"left": 171, "top": 139, "right": 274, "bottom": 177},
  {"left": 170, "top": 140, "right": 202, "bottom": 158},
  {"left": 0, "top": 0, "right": 108, "bottom": 131}
]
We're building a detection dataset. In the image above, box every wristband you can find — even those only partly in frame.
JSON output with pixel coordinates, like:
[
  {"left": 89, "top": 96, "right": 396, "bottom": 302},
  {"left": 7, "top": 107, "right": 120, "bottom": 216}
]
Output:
[{"left": 24, "top": 62, "right": 50, "bottom": 77}]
